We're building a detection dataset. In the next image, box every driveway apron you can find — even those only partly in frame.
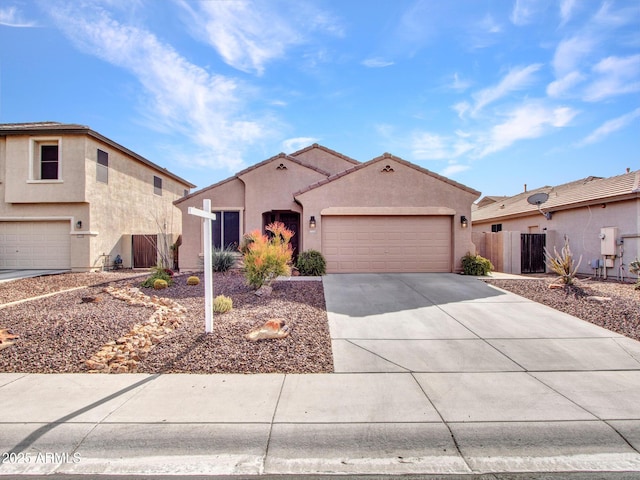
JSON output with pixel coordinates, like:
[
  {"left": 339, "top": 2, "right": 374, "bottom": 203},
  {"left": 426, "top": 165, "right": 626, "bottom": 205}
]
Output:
[{"left": 323, "top": 273, "right": 640, "bottom": 471}]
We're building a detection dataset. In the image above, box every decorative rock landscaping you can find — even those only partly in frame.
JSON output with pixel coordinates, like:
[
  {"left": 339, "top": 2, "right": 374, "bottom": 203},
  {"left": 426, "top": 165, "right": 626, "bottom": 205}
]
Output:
[{"left": 85, "top": 286, "right": 187, "bottom": 373}]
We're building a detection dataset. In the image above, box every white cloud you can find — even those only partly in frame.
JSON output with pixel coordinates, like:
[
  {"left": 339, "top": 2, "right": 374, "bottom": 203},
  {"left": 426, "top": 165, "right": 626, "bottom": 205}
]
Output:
[
  {"left": 0, "top": 6, "right": 36, "bottom": 27},
  {"left": 177, "top": 0, "right": 342, "bottom": 75},
  {"left": 579, "top": 107, "right": 640, "bottom": 145},
  {"left": 453, "top": 101, "right": 471, "bottom": 119},
  {"left": 361, "top": 58, "right": 394, "bottom": 68},
  {"left": 449, "top": 73, "right": 471, "bottom": 92},
  {"left": 546, "top": 70, "right": 585, "bottom": 98},
  {"left": 47, "top": 4, "right": 272, "bottom": 171},
  {"left": 479, "top": 102, "right": 577, "bottom": 157},
  {"left": 440, "top": 163, "right": 470, "bottom": 177},
  {"left": 552, "top": 34, "right": 596, "bottom": 76},
  {"left": 583, "top": 54, "right": 640, "bottom": 102},
  {"left": 411, "top": 132, "right": 473, "bottom": 161},
  {"left": 282, "top": 137, "right": 319, "bottom": 153},
  {"left": 510, "top": 0, "right": 538, "bottom": 26},
  {"left": 471, "top": 64, "right": 543, "bottom": 115},
  {"left": 559, "top": 0, "right": 577, "bottom": 25}
]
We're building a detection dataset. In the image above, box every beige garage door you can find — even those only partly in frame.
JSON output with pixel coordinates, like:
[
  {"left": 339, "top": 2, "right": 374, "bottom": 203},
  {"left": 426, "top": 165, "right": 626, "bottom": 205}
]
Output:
[
  {"left": 0, "top": 221, "right": 71, "bottom": 269},
  {"left": 322, "top": 215, "right": 452, "bottom": 273}
]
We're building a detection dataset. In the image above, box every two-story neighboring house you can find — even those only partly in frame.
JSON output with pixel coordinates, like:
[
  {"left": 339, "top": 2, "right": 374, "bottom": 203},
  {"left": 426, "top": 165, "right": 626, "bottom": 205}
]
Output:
[{"left": 0, "top": 122, "right": 195, "bottom": 272}]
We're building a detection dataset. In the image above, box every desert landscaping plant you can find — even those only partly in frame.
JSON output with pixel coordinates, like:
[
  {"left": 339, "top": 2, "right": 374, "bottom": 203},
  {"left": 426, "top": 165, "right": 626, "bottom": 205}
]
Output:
[
  {"left": 212, "top": 294, "right": 233, "bottom": 313},
  {"left": 153, "top": 279, "right": 168, "bottom": 290},
  {"left": 296, "top": 250, "right": 327, "bottom": 276},
  {"left": 242, "top": 222, "right": 293, "bottom": 289},
  {"left": 461, "top": 253, "right": 494, "bottom": 276},
  {"left": 630, "top": 258, "right": 640, "bottom": 290},
  {"left": 212, "top": 247, "right": 237, "bottom": 272},
  {"left": 186, "top": 276, "right": 200, "bottom": 286},
  {"left": 141, "top": 265, "right": 174, "bottom": 288},
  {"left": 545, "top": 235, "right": 582, "bottom": 285}
]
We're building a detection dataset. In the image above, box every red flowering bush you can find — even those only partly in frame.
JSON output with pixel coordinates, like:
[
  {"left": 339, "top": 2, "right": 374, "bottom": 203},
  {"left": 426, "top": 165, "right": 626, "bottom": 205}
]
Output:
[{"left": 241, "top": 222, "right": 293, "bottom": 289}]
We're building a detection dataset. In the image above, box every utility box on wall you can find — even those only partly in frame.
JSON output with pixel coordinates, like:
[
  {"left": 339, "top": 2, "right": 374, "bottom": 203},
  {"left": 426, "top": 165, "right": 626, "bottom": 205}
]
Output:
[{"left": 600, "top": 227, "right": 619, "bottom": 256}]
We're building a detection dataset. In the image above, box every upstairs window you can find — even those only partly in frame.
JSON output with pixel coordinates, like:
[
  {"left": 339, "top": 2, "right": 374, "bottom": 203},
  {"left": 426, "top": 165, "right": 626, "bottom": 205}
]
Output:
[
  {"left": 491, "top": 223, "right": 503, "bottom": 232},
  {"left": 97, "top": 149, "right": 109, "bottom": 184},
  {"left": 153, "top": 175, "right": 162, "bottom": 195},
  {"left": 30, "top": 138, "right": 61, "bottom": 181}
]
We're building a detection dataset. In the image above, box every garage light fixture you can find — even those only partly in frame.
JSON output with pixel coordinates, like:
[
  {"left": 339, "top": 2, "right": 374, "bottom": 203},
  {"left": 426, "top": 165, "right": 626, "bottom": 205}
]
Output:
[
  {"left": 309, "top": 216, "right": 316, "bottom": 229},
  {"left": 460, "top": 216, "right": 468, "bottom": 228},
  {"left": 76, "top": 220, "right": 82, "bottom": 229}
]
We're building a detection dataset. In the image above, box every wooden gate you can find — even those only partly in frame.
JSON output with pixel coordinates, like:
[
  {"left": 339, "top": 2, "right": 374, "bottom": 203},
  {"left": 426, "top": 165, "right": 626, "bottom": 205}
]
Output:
[
  {"left": 132, "top": 234, "right": 158, "bottom": 268},
  {"left": 521, "top": 233, "right": 546, "bottom": 274}
]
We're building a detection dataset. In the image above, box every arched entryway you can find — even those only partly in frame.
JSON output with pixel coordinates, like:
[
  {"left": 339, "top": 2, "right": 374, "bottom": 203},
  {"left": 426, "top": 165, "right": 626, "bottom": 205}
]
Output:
[{"left": 262, "top": 211, "right": 300, "bottom": 261}]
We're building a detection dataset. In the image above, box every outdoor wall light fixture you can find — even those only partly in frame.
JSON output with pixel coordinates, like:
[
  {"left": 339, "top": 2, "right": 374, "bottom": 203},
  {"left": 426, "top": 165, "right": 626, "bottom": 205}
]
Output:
[
  {"left": 76, "top": 220, "right": 82, "bottom": 229},
  {"left": 460, "top": 216, "right": 468, "bottom": 228},
  {"left": 309, "top": 216, "right": 317, "bottom": 229}
]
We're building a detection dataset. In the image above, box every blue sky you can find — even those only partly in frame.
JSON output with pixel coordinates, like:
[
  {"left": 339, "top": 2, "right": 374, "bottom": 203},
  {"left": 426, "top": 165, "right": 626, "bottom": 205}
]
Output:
[{"left": 0, "top": 0, "right": 638, "bottom": 197}]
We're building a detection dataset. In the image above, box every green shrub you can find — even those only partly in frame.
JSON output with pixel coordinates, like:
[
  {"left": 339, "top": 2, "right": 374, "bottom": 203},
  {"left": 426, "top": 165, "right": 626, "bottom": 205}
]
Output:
[
  {"left": 461, "top": 253, "right": 494, "bottom": 276},
  {"left": 212, "top": 247, "right": 237, "bottom": 272},
  {"left": 141, "top": 265, "right": 174, "bottom": 288},
  {"left": 213, "top": 294, "right": 233, "bottom": 313},
  {"left": 186, "top": 276, "right": 200, "bottom": 286},
  {"left": 242, "top": 222, "right": 293, "bottom": 289},
  {"left": 296, "top": 250, "right": 326, "bottom": 276},
  {"left": 153, "top": 278, "right": 168, "bottom": 290}
]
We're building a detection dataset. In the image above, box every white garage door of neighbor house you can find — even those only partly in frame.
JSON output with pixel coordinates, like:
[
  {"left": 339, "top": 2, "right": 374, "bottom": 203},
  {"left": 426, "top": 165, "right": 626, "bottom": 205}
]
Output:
[
  {"left": 0, "top": 221, "right": 71, "bottom": 269},
  {"left": 322, "top": 215, "right": 452, "bottom": 273}
]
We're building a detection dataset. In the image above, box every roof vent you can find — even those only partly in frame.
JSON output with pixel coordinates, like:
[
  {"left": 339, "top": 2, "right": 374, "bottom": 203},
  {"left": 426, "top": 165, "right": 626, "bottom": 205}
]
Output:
[
  {"left": 381, "top": 165, "right": 394, "bottom": 173},
  {"left": 276, "top": 163, "right": 287, "bottom": 170}
]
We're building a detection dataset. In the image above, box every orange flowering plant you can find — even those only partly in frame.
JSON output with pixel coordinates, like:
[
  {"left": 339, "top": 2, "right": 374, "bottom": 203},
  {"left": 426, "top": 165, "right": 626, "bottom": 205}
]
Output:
[{"left": 241, "top": 222, "right": 293, "bottom": 289}]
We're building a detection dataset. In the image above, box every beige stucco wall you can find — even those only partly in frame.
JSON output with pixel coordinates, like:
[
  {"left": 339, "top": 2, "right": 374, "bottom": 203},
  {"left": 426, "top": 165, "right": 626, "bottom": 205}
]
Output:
[
  {"left": 293, "top": 148, "right": 357, "bottom": 175},
  {"left": 295, "top": 157, "right": 479, "bottom": 272},
  {"left": 1, "top": 134, "right": 190, "bottom": 272},
  {"left": 4, "top": 134, "right": 87, "bottom": 203},
  {"left": 176, "top": 177, "right": 246, "bottom": 271},
  {"left": 473, "top": 199, "right": 640, "bottom": 279}
]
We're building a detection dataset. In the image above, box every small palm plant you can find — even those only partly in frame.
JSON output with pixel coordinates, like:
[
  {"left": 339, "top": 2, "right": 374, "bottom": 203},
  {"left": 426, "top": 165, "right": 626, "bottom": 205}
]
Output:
[{"left": 544, "top": 235, "right": 582, "bottom": 285}]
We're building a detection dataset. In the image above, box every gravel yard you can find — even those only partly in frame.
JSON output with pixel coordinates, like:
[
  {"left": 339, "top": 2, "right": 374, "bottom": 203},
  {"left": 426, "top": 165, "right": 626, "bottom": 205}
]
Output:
[{"left": 0, "top": 270, "right": 333, "bottom": 374}]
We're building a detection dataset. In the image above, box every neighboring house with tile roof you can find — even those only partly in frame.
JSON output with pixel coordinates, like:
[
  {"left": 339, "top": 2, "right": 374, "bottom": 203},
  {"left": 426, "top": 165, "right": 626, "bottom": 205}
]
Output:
[
  {"left": 175, "top": 144, "right": 480, "bottom": 273},
  {"left": 472, "top": 170, "right": 640, "bottom": 280},
  {"left": 0, "top": 122, "right": 196, "bottom": 271}
]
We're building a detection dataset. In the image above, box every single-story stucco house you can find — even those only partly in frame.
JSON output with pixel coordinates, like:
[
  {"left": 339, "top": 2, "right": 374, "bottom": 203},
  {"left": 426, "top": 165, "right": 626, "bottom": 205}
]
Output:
[
  {"left": 175, "top": 144, "right": 480, "bottom": 273},
  {"left": 472, "top": 169, "right": 640, "bottom": 281},
  {"left": 0, "top": 122, "right": 196, "bottom": 272}
]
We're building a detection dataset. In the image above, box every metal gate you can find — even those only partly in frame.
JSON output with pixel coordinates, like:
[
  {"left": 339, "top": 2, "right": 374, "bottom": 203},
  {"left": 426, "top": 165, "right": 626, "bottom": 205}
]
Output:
[
  {"left": 132, "top": 234, "right": 158, "bottom": 268},
  {"left": 521, "top": 233, "right": 546, "bottom": 274}
]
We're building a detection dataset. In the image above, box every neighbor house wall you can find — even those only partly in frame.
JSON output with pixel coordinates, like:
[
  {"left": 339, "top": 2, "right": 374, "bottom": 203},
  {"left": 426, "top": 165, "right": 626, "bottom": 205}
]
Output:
[{"left": 473, "top": 199, "right": 639, "bottom": 279}]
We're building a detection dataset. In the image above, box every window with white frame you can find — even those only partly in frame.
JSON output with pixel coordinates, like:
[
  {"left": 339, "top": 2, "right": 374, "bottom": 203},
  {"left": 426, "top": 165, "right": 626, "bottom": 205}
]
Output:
[
  {"left": 30, "top": 138, "right": 61, "bottom": 181},
  {"left": 97, "top": 149, "right": 108, "bottom": 184}
]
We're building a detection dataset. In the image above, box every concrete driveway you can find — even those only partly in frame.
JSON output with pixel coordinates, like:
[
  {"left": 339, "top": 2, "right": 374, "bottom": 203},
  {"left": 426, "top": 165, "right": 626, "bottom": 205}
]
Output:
[
  {"left": 323, "top": 273, "right": 640, "bottom": 472},
  {"left": 0, "top": 269, "right": 70, "bottom": 283}
]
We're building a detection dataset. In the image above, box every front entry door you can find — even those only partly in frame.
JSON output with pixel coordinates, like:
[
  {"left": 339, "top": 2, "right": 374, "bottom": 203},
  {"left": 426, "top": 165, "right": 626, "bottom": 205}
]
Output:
[{"left": 263, "top": 211, "right": 300, "bottom": 260}]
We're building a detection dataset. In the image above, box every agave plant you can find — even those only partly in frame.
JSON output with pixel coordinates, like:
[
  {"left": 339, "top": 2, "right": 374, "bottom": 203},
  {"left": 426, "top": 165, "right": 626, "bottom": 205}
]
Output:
[
  {"left": 630, "top": 258, "right": 640, "bottom": 290},
  {"left": 544, "top": 235, "right": 582, "bottom": 285}
]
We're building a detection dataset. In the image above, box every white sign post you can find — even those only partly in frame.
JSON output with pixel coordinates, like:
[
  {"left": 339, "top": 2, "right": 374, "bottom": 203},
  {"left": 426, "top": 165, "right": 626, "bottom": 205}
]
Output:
[{"left": 187, "top": 199, "right": 216, "bottom": 333}]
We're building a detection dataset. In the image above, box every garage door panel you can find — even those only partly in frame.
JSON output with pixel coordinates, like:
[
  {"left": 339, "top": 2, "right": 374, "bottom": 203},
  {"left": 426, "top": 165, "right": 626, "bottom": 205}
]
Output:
[
  {"left": 0, "top": 222, "right": 71, "bottom": 269},
  {"left": 322, "top": 215, "right": 451, "bottom": 273}
]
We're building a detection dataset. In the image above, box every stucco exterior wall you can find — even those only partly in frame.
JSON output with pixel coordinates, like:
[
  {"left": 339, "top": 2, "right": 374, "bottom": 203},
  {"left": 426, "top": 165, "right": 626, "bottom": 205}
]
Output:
[
  {"left": 176, "top": 177, "right": 246, "bottom": 271},
  {"left": 293, "top": 148, "right": 357, "bottom": 175},
  {"left": 4, "top": 134, "right": 87, "bottom": 203},
  {"left": 1, "top": 132, "right": 191, "bottom": 272},
  {"left": 295, "top": 157, "right": 479, "bottom": 271},
  {"left": 473, "top": 199, "right": 639, "bottom": 279}
]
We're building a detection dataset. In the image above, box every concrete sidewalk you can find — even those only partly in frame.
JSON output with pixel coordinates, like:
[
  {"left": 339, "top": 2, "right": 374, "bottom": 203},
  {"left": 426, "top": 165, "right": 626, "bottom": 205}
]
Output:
[{"left": 1, "top": 273, "right": 639, "bottom": 476}]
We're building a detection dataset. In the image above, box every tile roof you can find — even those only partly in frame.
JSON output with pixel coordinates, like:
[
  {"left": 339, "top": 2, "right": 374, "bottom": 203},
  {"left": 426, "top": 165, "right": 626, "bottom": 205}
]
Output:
[
  {"left": 472, "top": 170, "right": 640, "bottom": 223},
  {"left": 290, "top": 143, "right": 360, "bottom": 165}
]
